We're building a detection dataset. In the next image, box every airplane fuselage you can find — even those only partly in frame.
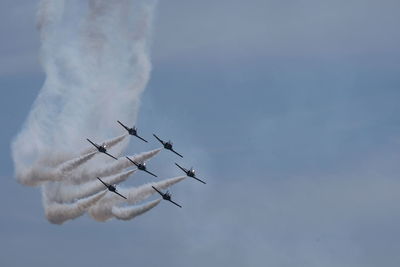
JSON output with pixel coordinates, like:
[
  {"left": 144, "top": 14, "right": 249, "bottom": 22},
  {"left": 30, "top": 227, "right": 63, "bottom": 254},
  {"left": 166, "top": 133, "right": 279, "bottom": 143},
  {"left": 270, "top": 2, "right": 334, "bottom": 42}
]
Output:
[
  {"left": 108, "top": 185, "right": 117, "bottom": 192},
  {"left": 128, "top": 129, "right": 137, "bottom": 135},
  {"left": 138, "top": 164, "right": 146, "bottom": 170},
  {"left": 164, "top": 143, "right": 172, "bottom": 150},
  {"left": 98, "top": 177, "right": 126, "bottom": 198},
  {"left": 152, "top": 186, "right": 181, "bottom": 207}
]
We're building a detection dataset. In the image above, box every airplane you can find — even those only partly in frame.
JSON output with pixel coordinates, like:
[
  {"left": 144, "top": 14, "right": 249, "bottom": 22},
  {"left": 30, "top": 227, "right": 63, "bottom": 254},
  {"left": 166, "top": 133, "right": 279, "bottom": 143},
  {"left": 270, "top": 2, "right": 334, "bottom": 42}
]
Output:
[
  {"left": 97, "top": 177, "right": 127, "bottom": 199},
  {"left": 175, "top": 163, "right": 206, "bottom": 184},
  {"left": 125, "top": 156, "right": 158, "bottom": 177},
  {"left": 152, "top": 186, "right": 182, "bottom": 208},
  {"left": 87, "top": 138, "right": 118, "bottom": 160},
  {"left": 153, "top": 134, "right": 183, "bottom": 158},
  {"left": 117, "top": 120, "right": 148, "bottom": 143}
]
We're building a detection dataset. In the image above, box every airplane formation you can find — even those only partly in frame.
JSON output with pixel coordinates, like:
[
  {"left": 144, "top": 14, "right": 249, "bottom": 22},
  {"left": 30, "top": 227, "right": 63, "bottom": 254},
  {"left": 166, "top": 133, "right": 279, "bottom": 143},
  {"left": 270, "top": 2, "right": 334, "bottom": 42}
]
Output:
[{"left": 90, "top": 120, "right": 206, "bottom": 208}]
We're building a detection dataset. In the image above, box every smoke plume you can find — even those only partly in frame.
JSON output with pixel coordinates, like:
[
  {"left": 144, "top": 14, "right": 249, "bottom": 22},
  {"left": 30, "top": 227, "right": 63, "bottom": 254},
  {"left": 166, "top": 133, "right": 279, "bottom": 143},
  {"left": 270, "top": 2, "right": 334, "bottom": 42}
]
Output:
[{"left": 12, "top": 0, "right": 184, "bottom": 224}]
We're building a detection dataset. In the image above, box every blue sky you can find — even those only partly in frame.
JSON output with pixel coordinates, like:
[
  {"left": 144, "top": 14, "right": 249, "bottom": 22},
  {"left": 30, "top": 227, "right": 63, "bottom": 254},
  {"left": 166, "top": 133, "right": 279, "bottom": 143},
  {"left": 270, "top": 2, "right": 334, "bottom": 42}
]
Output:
[{"left": 1, "top": 0, "right": 400, "bottom": 266}]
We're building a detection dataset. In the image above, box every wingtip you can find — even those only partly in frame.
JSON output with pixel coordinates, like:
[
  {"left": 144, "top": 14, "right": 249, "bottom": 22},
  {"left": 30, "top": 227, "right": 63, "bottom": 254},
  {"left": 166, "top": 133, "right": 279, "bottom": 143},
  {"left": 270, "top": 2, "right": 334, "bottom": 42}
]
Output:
[
  {"left": 192, "top": 176, "right": 206, "bottom": 184},
  {"left": 148, "top": 171, "right": 158, "bottom": 178},
  {"left": 138, "top": 136, "right": 148, "bottom": 143}
]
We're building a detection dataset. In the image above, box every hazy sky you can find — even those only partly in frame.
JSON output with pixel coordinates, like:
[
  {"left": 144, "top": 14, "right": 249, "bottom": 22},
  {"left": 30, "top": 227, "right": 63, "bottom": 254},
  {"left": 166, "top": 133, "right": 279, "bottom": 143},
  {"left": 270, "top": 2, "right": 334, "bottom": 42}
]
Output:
[{"left": 1, "top": 0, "right": 400, "bottom": 266}]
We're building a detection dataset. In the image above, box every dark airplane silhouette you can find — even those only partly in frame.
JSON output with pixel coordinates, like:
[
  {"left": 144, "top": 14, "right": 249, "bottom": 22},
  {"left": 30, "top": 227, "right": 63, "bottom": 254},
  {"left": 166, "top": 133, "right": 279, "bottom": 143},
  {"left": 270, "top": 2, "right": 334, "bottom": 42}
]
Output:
[
  {"left": 153, "top": 134, "right": 183, "bottom": 158},
  {"left": 152, "top": 186, "right": 182, "bottom": 208},
  {"left": 87, "top": 138, "right": 118, "bottom": 160},
  {"left": 97, "top": 177, "right": 127, "bottom": 199},
  {"left": 125, "top": 156, "right": 157, "bottom": 177},
  {"left": 117, "top": 120, "right": 148, "bottom": 142},
  {"left": 175, "top": 163, "right": 206, "bottom": 184}
]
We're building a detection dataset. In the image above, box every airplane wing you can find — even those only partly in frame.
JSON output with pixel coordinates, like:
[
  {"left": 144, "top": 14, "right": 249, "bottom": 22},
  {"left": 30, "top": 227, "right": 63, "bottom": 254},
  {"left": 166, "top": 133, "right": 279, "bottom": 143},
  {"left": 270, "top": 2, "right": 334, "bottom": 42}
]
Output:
[
  {"left": 126, "top": 156, "right": 138, "bottom": 166},
  {"left": 192, "top": 176, "right": 206, "bottom": 184},
  {"left": 114, "top": 191, "right": 127, "bottom": 200},
  {"left": 152, "top": 186, "right": 163, "bottom": 196},
  {"left": 153, "top": 134, "right": 164, "bottom": 145},
  {"left": 168, "top": 200, "right": 182, "bottom": 208},
  {"left": 104, "top": 152, "right": 118, "bottom": 160},
  {"left": 144, "top": 170, "right": 158, "bottom": 178},
  {"left": 171, "top": 149, "right": 183, "bottom": 158},
  {"left": 175, "top": 163, "right": 187, "bottom": 173},
  {"left": 97, "top": 177, "right": 109, "bottom": 187},
  {"left": 135, "top": 134, "right": 148, "bottom": 143},
  {"left": 87, "top": 138, "right": 99, "bottom": 149},
  {"left": 117, "top": 120, "right": 130, "bottom": 131}
]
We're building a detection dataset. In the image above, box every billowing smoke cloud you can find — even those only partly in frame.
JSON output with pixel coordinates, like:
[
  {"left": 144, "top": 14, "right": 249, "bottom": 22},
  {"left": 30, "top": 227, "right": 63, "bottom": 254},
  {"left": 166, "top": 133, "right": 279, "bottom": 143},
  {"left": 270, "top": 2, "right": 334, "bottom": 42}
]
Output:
[
  {"left": 51, "top": 169, "right": 136, "bottom": 203},
  {"left": 112, "top": 199, "right": 161, "bottom": 220},
  {"left": 12, "top": 0, "right": 184, "bottom": 224},
  {"left": 44, "top": 190, "right": 107, "bottom": 224}
]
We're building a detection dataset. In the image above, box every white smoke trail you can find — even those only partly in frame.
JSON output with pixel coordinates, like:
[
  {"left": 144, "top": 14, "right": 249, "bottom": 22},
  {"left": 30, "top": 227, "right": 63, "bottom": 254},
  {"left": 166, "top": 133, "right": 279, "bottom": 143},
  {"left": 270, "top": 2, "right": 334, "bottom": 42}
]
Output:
[
  {"left": 52, "top": 169, "right": 136, "bottom": 203},
  {"left": 89, "top": 176, "right": 186, "bottom": 221},
  {"left": 11, "top": 0, "right": 179, "bottom": 224},
  {"left": 44, "top": 190, "right": 107, "bottom": 224},
  {"left": 65, "top": 148, "right": 162, "bottom": 184},
  {"left": 112, "top": 199, "right": 161, "bottom": 220},
  {"left": 57, "top": 151, "right": 96, "bottom": 173}
]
